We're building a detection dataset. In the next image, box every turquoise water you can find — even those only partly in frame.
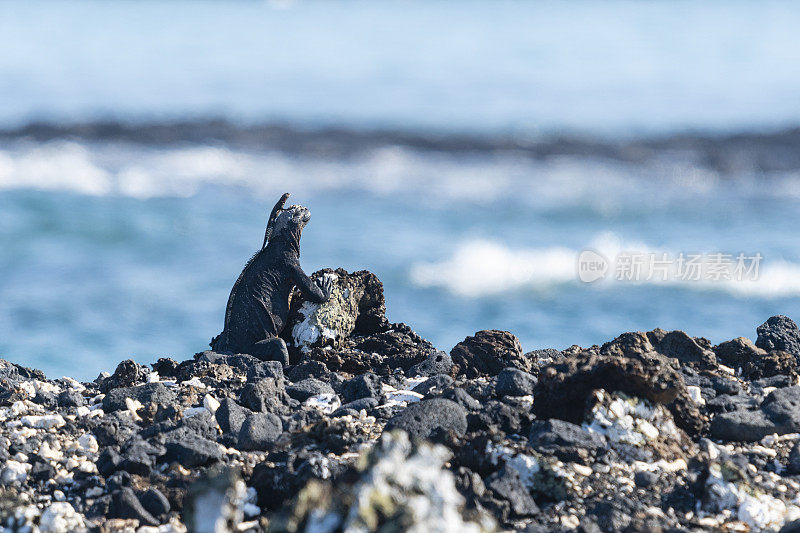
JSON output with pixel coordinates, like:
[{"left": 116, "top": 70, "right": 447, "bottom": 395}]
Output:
[{"left": 1, "top": 0, "right": 800, "bottom": 379}]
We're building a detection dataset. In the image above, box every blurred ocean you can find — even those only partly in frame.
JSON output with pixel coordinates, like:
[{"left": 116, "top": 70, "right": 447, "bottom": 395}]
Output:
[{"left": 2, "top": 0, "right": 800, "bottom": 380}]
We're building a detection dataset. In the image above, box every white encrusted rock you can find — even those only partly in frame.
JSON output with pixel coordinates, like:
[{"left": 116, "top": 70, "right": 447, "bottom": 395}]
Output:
[
  {"left": 583, "top": 390, "right": 680, "bottom": 447},
  {"left": 203, "top": 394, "right": 220, "bottom": 414},
  {"left": 39, "top": 502, "right": 86, "bottom": 533},
  {"left": 21, "top": 414, "right": 66, "bottom": 429},
  {"left": 0, "top": 460, "right": 30, "bottom": 484},
  {"left": 78, "top": 433, "right": 99, "bottom": 454},
  {"left": 291, "top": 273, "right": 349, "bottom": 353},
  {"left": 304, "top": 393, "right": 341, "bottom": 414}
]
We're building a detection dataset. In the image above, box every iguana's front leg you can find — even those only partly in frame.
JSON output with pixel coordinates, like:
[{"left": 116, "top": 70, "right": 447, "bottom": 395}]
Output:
[{"left": 290, "top": 263, "right": 332, "bottom": 304}]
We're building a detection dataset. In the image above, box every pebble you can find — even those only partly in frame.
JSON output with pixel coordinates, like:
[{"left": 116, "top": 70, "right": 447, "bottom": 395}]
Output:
[{"left": 21, "top": 414, "right": 66, "bottom": 429}]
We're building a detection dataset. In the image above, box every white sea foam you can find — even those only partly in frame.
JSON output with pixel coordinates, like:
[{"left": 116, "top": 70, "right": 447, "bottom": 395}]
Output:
[
  {"left": 410, "top": 233, "right": 800, "bottom": 298},
  {"left": 1, "top": 140, "right": 799, "bottom": 209}
]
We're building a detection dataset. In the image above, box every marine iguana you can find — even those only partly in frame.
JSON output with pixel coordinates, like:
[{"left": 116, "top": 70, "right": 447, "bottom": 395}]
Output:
[{"left": 210, "top": 193, "right": 333, "bottom": 364}]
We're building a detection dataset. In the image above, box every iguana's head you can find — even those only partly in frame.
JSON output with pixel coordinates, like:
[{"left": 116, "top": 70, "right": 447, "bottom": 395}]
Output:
[
  {"left": 263, "top": 193, "right": 312, "bottom": 251},
  {"left": 272, "top": 204, "right": 310, "bottom": 237}
]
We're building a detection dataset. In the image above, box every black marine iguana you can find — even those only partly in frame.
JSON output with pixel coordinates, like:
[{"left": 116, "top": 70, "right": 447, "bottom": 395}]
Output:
[{"left": 210, "top": 193, "right": 333, "bottom": 364}]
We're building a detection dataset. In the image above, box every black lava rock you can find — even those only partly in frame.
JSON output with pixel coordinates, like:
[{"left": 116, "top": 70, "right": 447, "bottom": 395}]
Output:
[
  {"left": 140, "top": 487, "right": 171, "bottom": 519},
  {"left": 162, "top": 433, "right": 221, "bottom": 467},
  {"left": 450, "top": 330, "right": 526, "bottom": 378},
  {"left": 756, "top": 315, "right": 800, "bottom": 357},
  {"left": 239, "top": 378, "right": 289, "bottom": 413},
  {"left": 412, "top": 374, "right": 454, "bottom": 397},
  {"left": 286, "top": 360, "right": 329, "bottom": 382},
  {"left": 30, "top": 460, "right": 56, "bottom": 483},
  {"left": 286, "top": 378, "right": 334, "bottom": 402},
  {"left": 332, "top": 397, "right": 379, "bottom": 417},
  {"left": 385, "top": 398, "right": 467, "bottom": 439},
  {"left": 708, "top": 388, "right": 800, "bottom": 442},
  {"left": 119, "top": 437, "right": 162, "bottom": 476},
  {"left": 634, "top": 470, "right": 659, "bottom": 488},
  {"left": 237, "top": 412, "right": 282, "bottom": 451},
  {"left": 495, "top": 367, "right": 537, "bottom": 397},
  {"left": 468, "top": 400, "right": 530, "bottom": 435},
  {"left": 408, "top": 350, "right": 454, "bottom": 377},
  {"left": 215, "top": 398, "right": 250, "bottom": 434},
  {"left": 529, "top": 419, "right": 606, "bottom": 451},
  {"left": 110, "top": 487, "right": 159, "bottom": 527},
  {"left": 102, "top": 359, "right": 147, "bottom": 393},
  {"left": 710, "top": 410, "right": 777, "bottom": 442},
  {"left": 247, "top": 361, "right": 285, "bottom": 382},
  {"left": 97, "top": 447, "right": 124, "bottom": 477},
  {"left": 102, "top": 383, "right": 177, "bottom": 413},
  {"left": 180, "top": 410, "right": 221, "bottom": 441},
  {"left": 57, "top": 389, "right": 86, "bottom": 408},
  {"left": 486, "top": 467, "right": 539, "bottom": 517},
  {"left": 341, "top": 373, "right": 382, "bottom": 403},
  {"left": 788, "top": 441, "right": 800, "bottom": 475},
  {"left": 442, "top": 387, "right": 481, "bottom": 411},
  {"left": 32, "top": 392, "right": 57, "bottom": 409},
  {"left": 706, "top": 393, "right": 759, "bottom": 413},
  {"left": 151, "top": 357, "right": 179, "bottom": 378}
]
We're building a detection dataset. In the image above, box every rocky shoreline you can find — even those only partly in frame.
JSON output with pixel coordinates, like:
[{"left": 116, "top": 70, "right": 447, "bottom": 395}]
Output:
[{"left": 2, "top": 270, "right": 800, "bottom": 532}]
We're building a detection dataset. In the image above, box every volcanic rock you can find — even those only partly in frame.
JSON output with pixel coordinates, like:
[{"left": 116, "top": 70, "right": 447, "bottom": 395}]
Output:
[
  {"left": 533, "top": 339, "right": 704, "bottom": 436},
  {"left": 102, "top": 383, "right": 177, "bottom": 413},
  {"left": 236, "top": 413, "right": 282, "bottom": 451},
  {"left": 495, "top": 367, "right": 537, "bottom": 397},
  {"left": 341, "top": 372, "right": 382, "bottom": 403},
  {"left": 756, "top": 315, "right": 800, "bottom": 357},
  {"left": 385, "top": 398, "right": 467, "bottom": 439},
  {"left": 450, "top": 330, "right": 526, "bottom": 378},
  {"left": 284, "top": 269, "right": 388, "bottom": 357}
]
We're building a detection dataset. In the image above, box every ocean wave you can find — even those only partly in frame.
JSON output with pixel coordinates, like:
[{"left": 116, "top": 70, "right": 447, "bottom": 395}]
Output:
[
  {"left": 409, "top": 235, "right": 800, "bottom": 299},
  {"left": 3, "top": 139, "right": 800, "bottom": 205}
]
